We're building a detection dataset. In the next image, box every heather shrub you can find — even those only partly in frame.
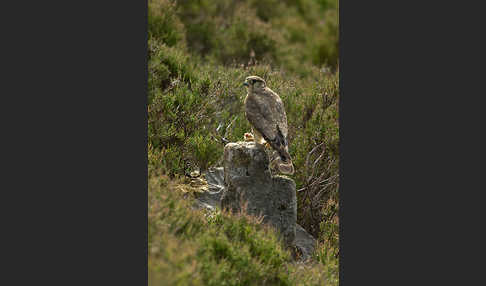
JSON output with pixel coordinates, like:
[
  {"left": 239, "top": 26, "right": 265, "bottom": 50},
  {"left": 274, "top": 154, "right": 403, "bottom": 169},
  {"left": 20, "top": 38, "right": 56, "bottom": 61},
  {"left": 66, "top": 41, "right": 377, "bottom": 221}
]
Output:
[
  {"left": 148, "top": 173, "right": 338, "bottom": 286},
  {"left": 148, "top": 0, "right": 185, "bottom": 47}
]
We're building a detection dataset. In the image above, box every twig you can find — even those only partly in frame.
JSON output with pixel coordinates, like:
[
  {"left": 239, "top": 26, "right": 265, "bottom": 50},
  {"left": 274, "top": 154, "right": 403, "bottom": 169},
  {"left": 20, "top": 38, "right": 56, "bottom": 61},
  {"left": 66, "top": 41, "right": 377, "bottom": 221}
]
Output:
[
  {"left": 305, "top": 142, "right": 325, "bottom": 179},
  {"left": 224, "top": 115, "right": 238, "bottom": 139}
]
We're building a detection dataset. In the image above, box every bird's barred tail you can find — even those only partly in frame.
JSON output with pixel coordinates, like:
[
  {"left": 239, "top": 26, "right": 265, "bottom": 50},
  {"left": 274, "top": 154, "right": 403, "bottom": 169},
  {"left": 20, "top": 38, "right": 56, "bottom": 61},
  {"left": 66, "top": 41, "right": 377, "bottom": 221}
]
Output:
[
  {"left": 273, "top": 156, "right": 294, "bottom": 175},
  {"left": 278, "top": 160, "right": 294, "bottom": 175}
]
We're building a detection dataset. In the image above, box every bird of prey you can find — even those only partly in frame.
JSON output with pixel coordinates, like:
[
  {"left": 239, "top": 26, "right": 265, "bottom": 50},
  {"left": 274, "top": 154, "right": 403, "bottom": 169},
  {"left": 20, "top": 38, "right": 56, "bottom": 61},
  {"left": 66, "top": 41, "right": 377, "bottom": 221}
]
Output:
[{"left": 243, "top": 75, "right": 294, "bottom": 175}]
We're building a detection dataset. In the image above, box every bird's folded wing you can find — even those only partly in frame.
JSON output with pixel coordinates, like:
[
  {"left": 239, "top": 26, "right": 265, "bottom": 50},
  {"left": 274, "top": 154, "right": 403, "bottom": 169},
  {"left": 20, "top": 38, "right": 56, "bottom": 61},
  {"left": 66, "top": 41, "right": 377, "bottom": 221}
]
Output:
[
  {"left": 245, "top": 94, "right": 277, "bottom": 142},
  {"left": 245, "top": 91, "right": 288, "bottom": 157}
]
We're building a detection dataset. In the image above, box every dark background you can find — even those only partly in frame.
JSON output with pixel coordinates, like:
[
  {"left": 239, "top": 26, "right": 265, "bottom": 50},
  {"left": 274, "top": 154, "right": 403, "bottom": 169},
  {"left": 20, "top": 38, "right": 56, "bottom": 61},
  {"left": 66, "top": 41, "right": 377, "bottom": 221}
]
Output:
[{"left": 1, "top": 0, "right": 484, "bottom": 284}]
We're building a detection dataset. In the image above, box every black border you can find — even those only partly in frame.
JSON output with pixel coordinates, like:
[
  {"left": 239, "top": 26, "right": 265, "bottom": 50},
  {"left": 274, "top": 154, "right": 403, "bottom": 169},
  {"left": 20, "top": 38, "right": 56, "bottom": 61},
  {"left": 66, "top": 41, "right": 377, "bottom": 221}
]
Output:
[
  {"left": 7, "top": 0, "right": 149, "bottom": 284},
  {"left": 338, "top": 0, "right": 485, "bottom": 284}
]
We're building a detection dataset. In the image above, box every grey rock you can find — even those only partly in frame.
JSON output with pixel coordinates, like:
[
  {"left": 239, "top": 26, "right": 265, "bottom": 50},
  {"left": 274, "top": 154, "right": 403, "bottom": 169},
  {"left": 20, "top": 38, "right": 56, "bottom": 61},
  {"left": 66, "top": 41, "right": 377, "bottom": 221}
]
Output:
[
  {"left": 295, "top": 224, "right": 317, "bottom": 261},
  {"left": 194, "top": 167, "right": 225, "bottom": 207},
  {"left": 221, "top": 141, "right": 297, "bottom": 246}
]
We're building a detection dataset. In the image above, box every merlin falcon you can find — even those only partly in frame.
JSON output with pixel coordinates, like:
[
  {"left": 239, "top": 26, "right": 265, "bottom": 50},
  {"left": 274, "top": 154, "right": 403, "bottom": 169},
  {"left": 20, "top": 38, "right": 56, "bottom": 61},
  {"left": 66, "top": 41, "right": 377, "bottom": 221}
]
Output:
[{"left": 243, "top": 75, "right": 294, "bottom": 175}]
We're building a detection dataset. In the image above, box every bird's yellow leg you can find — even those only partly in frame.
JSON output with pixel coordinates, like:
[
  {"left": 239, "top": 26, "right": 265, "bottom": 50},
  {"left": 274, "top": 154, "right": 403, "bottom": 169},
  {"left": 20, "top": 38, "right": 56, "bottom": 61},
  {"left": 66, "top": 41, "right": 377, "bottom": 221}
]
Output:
[
  {"left": 253, "top": 130, "right": 272, "bottom": 149},
  {"left": 253, "top": 130, "right": 264, "bottom": 144}
]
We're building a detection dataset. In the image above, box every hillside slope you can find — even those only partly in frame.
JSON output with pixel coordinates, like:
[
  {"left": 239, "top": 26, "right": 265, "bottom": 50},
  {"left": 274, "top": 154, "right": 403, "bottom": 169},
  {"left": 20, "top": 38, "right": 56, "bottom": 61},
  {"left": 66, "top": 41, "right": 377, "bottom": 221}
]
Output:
[{"left": 148, "top": 174, "right": 338, "bottom": 285}]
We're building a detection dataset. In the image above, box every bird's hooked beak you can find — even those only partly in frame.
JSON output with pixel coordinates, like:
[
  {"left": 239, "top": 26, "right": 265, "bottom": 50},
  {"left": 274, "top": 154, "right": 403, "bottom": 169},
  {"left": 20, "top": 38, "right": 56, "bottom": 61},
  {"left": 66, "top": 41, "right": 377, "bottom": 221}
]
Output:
[{"left": 243, "top": 81, "right": 249, "bottom": 87}]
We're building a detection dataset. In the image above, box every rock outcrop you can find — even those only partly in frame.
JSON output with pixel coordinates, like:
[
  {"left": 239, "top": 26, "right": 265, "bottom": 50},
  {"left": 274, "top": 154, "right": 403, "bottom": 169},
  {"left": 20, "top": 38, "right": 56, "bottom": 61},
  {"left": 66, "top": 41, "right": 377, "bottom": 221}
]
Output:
[
  {"left": 194, "top": 167, "right": 224, "bottom": 210},
  {"left": 221, "top": 141, "right": 297, "bottom": 246},
  {"left": 194, "top": 141, "right": 317, "bottom": 261}
]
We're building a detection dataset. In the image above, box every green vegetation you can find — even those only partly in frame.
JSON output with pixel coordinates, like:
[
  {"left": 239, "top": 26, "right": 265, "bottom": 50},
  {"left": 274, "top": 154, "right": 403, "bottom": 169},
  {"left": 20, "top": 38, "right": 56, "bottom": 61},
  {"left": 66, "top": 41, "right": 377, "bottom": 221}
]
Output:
[
  {"left": 149, "top": 175, "right": 338, "bottom": 285},
  {"left": 148, "top": 0, "right": 339, "bottom": 284}
]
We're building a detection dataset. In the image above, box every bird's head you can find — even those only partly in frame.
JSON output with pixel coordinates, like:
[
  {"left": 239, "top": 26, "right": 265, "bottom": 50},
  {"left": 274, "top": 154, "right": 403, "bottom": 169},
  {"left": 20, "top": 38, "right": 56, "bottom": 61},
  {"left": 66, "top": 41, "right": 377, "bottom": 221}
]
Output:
[{"left": 243, "top": 76, "right": 266, "bottom": 92}]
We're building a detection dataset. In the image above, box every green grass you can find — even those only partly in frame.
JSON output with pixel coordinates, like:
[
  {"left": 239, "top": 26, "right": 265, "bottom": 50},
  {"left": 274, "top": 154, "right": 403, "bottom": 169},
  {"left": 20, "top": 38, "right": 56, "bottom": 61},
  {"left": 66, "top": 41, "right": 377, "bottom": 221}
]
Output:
[{"left": 148, "top": 174, "right": 338, "bottom": 286}]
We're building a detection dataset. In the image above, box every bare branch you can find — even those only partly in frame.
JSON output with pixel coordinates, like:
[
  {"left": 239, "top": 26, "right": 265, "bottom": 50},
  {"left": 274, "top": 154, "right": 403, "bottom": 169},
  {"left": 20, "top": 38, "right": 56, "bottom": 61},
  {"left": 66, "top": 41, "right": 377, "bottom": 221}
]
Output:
[
  {"left": 308, "top": 145, "right": 326, "bottom": 184},
  {"left": 224, "top": 115, "right": 238, "bottom": 139},
  {"left": 305, "top": 142, "right": 325, "bottom": 183},
  {"left": 305, "top": 143, "right": 324, "bottom": 173}
]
